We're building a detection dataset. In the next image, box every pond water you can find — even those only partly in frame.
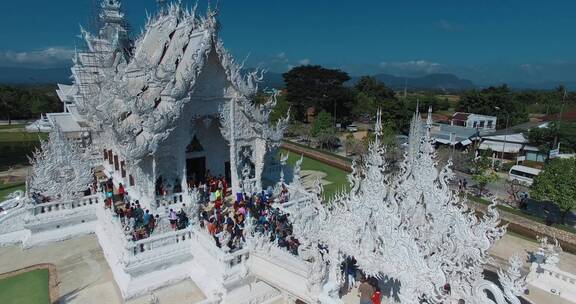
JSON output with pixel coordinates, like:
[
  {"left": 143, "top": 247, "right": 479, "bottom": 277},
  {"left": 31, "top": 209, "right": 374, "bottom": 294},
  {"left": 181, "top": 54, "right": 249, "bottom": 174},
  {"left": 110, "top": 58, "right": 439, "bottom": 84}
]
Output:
[{"left": 0, "top": 141, "right": 40, "bottom": 171}]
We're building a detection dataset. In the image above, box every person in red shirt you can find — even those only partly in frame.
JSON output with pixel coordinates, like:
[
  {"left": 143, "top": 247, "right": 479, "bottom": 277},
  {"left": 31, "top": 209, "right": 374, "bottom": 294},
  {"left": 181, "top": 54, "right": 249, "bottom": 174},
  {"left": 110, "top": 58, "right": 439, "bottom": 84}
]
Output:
[
  {"left": 118, "top": 183, "right": 125, "bottom": 200},
  {"left": 371, "top": 285, "right": 381, "bottom": 304}
]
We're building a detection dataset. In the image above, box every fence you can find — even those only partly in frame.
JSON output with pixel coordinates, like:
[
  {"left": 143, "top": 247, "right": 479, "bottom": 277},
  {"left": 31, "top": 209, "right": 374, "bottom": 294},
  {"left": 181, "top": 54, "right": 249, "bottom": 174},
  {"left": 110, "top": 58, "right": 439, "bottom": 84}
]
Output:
[{"left": 27, "top": 194, "right": 101, "bottom": 216}]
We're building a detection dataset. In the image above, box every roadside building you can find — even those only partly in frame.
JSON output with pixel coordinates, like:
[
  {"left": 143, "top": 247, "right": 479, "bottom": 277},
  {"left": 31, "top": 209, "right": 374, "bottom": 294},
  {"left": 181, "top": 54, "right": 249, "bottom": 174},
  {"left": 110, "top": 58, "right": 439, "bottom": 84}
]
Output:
[{"left": 451, "top": 112, "right": 497, "bottom": 131}]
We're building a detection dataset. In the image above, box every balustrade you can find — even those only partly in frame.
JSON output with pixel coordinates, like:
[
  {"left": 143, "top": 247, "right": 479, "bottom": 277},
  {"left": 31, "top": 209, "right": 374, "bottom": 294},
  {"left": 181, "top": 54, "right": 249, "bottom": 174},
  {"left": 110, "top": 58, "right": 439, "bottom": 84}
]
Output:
[
  {"left": 538, "top": 264, "right": 576, "bottom": 285},
  {"left": 129, "top": 228, "right": 194, "bottom": 256},
  {"left": 28, "top": 195, "right": 101, "bottom": 216},
  {"left": 155, "top": 192, "right": 184, "bottom": 208}
]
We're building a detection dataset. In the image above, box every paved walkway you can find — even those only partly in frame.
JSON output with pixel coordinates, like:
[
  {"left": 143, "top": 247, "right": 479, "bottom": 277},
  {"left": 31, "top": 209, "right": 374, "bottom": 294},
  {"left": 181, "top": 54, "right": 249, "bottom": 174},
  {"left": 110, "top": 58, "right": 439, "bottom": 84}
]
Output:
[
  {"left": 0, "top": 235, "right": 121, "bottom": 304},
  {"left": 0, "top": 235, "right": 205, "bottom": 304},
  {"left": 1, "top": 232, "right": 575, "bottom": 303}
]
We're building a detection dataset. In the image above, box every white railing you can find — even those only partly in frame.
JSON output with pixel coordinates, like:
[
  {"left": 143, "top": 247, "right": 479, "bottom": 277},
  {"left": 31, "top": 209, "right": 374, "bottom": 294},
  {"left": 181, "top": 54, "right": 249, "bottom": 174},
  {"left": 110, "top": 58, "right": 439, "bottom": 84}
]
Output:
[
  {"left": 155, "top": 192, "right": 185, "bottom": 208},
  {"left": 98, "top": 206, "right": 195, "bottom": 258},
  {"left": 538, "top": 263, "right": 576, "bottom": 285},
  {"left": 0, "top": 206, "right": 28, "bottom": 235},
  {"left": 194, "top": 227, "right": 250, "bottom": 271},
  {"left": 27, "top": 194, "right": 101, "bottom": 216},
  {"left": 129, "top": 227, "right": 194, "bottom": 256}
]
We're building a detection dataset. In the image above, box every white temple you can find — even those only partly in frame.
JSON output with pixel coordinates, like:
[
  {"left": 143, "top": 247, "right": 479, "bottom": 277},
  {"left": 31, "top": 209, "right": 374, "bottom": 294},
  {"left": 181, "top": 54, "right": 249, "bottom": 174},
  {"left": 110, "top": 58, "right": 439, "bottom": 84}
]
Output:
[{"left": 0, "top": 1, "right": 544, "bottom": 303}]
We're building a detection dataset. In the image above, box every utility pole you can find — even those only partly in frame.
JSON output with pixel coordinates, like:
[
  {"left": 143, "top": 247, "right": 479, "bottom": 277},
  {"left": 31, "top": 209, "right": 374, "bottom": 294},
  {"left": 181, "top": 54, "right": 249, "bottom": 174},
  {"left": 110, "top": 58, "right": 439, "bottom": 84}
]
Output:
[
  {"left": 495, "top": 107, "right": 509, "bottom": 166},
  {"left": 553, "top": 88, "right": 567, "bottom": 148}
]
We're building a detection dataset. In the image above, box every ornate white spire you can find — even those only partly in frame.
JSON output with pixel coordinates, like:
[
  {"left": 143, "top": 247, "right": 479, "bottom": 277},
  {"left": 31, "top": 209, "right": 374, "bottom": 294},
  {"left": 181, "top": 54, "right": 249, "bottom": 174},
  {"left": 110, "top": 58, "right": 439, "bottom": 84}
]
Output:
[
  {"left": 28, "top": 127, "right": 94, "bottom": 201},
  {"left": 286, "top": 109, "right": 522, "bottom": 304},
  {"left": 374, "top": 108, "right": 383, "bottom": 145}
]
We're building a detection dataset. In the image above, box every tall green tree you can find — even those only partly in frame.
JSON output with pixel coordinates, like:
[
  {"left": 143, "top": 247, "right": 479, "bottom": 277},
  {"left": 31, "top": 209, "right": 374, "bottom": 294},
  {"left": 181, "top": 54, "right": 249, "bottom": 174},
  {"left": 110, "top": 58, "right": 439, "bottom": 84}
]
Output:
[
  {"left": 353, "top": 76, "right": 410, "bottom": 132},
  {"left": 458, "top": 85, "right": 528, "bottom": 128},
  {"left": 525, "top": 121, "right": 576, "bottom": 153},
  {"left": 531, "top": 158, "right": 576, "bottom": 224},
  {"left": 311, "top": 111, "right": 338, "bottom": 149},
  {"left": 470, "top": 151, "right": 499, "bottom": 196},
  {"left": 283, "top": 65, "right": 353, "bottom": 122}
]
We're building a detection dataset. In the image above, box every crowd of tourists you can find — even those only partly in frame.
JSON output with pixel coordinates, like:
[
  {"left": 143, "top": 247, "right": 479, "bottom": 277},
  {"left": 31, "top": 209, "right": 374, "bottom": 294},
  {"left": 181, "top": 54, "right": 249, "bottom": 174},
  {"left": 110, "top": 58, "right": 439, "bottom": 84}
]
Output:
[
  {"left": 102, "top": 177, "right": 191, "bottom": 242},
  {"left": 192, "top": 174, "right": 300, "bottom": 255}
]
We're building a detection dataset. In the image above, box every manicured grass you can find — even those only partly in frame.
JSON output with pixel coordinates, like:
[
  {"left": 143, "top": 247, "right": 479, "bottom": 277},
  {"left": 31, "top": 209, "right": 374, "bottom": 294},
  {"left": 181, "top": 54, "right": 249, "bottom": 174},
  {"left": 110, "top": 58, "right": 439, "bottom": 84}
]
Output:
[
  {"left": 0, "top": 132, "right": 47, "bottom": 143},
  {"left": 0, "top": 182, "right": 25, "bottom": 200},
  {"left": 0, "top": 269, "right": 50, "bottom": 304},
  {"left": 283, "top": 140, "right": 352, "bottom": 164},
  {"left": 0, "top": 124, "right": 25, "bottom": 130},
  {"left": 467, "top": 195, "right": 576, "bottom": 235},
  {"left": 281, "top": 149, "right": 350, "bottom": 201}
]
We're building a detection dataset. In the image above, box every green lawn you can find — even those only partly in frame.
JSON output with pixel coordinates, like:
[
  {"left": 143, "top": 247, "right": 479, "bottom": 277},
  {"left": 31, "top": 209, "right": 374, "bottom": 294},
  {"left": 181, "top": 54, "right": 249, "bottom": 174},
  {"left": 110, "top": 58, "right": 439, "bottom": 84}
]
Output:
[
  {"left": 0, "top": 269, "right": 50, "bottom": 304},
  {"left": 281, "top": 149, "right": 350, "bottom": 201},
  {"left": 0, "top": 132, "right": 47, "bottom": 143},
  {"left": 0, "top": 182, "right": 26, "bottom": 201},
  {"left": 0, "top": 124, "right": 26, "bottom": 130}
]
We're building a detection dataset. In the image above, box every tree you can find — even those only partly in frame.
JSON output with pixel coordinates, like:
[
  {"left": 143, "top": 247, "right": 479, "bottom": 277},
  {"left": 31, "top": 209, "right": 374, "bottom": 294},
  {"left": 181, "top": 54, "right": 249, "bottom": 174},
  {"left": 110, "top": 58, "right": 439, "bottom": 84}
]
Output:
[
  {"left": 344, "top": 134, "right": 366, "bottom": 155},
  {"left": 404, "top": 93, "right": 449, "bottom": 113},
  {"left": 531, "top": 158, "right": 576, "bottom": 224},
  {"left": 268, "top": 94, "right": 292, "bottom": 125},
  {"left": 311, "top": 111, "right": 338, "bottom": 150},
  {"left": 0, "top": 89, "right": 17, "bottom": 124},
  {"left": 0, "top": 85, "right": 62, "bottom": 123},
  {"left": 353, "top": 76, "right": 410, "bottom": 132},
  {"left": 283, "top": 65, "right": 353, "bottom": 122},
  {"left": 470, "top": 152, "right": 499, "bottom": 196},
  {"left": 458, "top": 85, "right": 528, "bottom": 129},
  {"left": 525, "top": 121, "right": 576, "bottom": 154}
]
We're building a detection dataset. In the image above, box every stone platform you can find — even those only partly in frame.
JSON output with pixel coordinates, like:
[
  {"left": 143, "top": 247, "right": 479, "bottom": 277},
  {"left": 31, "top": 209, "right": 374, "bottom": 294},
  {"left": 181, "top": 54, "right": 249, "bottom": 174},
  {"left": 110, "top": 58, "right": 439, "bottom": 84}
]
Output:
[{"left": 0, "top": 235, "right": 207, "bottom": 304}]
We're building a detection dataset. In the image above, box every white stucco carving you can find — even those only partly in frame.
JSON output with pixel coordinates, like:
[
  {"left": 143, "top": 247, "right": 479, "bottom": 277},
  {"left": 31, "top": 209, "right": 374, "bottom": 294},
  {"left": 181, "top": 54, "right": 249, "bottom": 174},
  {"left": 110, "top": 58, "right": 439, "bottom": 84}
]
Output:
[
  {"left": 28, "top": 127, "right": 94, "bottom": 201},
  {"left": 1, "top": 2, "right": 552, "bottom": 304},
  {"left": 284, "top": 109, "right": 526, "bottom": 304}
]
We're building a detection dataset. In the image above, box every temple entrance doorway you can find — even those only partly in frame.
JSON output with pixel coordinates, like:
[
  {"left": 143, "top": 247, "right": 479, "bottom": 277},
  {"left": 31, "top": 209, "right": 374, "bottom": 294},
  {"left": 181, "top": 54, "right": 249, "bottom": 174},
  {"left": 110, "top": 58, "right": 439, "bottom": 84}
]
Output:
[
  {"left": 186, "top": 156, "right": 206, "bottom": 184},
  {"left": 224, "top": 161, "right": 231, "bottom": 184}
]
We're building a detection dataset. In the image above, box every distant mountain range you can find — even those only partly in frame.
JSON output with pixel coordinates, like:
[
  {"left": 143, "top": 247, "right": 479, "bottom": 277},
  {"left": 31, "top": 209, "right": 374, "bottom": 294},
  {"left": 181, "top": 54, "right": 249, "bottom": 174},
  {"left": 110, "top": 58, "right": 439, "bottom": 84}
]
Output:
[
  {"left": 1, "top": 66, "right": 574, "bottom": 91},
  {"left": 0, "top": 67, "right": 71, "bottom": 85},
  {"left": 350, "top": 73, "right": 476, "bottom": 91}
]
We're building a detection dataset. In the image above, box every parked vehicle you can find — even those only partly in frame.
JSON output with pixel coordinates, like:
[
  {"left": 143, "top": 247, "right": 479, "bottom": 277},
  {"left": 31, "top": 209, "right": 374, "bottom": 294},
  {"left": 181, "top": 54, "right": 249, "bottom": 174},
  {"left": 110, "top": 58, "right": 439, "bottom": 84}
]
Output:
[
  {"left": 346, "top": 124, "right": 358, "bottom": 132},
  {"left": 508, "top": 165, "right": 541, "bottom": 186}
]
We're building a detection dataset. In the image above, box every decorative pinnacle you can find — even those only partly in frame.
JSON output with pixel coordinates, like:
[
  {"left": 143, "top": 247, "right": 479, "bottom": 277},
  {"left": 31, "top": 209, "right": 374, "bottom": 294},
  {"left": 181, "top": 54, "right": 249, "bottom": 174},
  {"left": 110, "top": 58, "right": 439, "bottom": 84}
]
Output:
[
  {"left": 426, "top": 105, "right": 433, "bottom": 126},
  {"left": 374, "top": 108, "right": 383, "bottom": 140}
]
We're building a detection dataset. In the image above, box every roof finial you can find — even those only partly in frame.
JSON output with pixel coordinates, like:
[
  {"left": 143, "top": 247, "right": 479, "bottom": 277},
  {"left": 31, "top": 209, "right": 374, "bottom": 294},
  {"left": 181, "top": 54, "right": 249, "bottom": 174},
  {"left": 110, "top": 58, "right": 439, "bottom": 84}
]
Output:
[
  {"left": 373, "top": 108, "right": 383, "bottom": 148},
  {"left": 375, "top": 108, "right": 383, "bottom": 142}
]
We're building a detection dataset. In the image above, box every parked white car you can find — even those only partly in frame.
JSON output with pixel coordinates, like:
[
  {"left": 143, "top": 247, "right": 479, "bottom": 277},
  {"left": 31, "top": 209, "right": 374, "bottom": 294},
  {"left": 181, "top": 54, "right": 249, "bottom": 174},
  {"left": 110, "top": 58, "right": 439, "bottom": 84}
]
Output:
[
  {"left": 346, "top": 125, "right": 358, "bottom": 132},
  {"left": 508, "top": 165, "right": 541, "bottom": 186}
]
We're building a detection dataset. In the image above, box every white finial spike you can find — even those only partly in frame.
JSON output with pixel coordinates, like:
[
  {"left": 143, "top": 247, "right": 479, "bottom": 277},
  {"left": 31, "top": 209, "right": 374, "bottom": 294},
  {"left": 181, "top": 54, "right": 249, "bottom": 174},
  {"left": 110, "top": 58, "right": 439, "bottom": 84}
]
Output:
[
  {"left": 427, "top": 106, "right": 433, "bottom": 126},
  {"left": 375, "top": 108, "right": 383, "bottom": 141},
  {"left": 416, "top": 99, "right": 420, "bottom": 115}
]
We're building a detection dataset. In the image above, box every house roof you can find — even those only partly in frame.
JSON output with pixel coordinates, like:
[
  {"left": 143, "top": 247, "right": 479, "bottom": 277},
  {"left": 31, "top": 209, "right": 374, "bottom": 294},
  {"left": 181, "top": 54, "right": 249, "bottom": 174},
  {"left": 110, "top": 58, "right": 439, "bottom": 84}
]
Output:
[
  {"left": 488, "top": 121, "right": 549, "bottom": 136},
  {"left": 481, "top": 133, "right": 528, "bottom": 144},
  {"left": 479, "top": 141, "right": 524, "bottom": 153},
  {"left": 452, "top": 112, "right": 470, "bottom": 121}
]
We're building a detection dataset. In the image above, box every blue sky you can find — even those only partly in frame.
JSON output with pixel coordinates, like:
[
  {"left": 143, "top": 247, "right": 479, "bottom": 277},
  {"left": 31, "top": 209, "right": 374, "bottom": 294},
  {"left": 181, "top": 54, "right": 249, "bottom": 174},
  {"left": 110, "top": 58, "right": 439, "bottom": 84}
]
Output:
[{"left": 1, "top": 0, "right": 575, "bottom": 84}]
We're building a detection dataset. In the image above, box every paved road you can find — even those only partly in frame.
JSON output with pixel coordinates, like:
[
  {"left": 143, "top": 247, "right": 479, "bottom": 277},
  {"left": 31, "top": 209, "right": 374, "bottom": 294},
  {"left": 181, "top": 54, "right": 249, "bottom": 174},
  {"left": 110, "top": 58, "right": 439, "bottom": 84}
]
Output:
[
  {"left": 452, "top": 170, "right": 524, "bottom": 200},
  {"left": 452, "top": 169, "right": 576, "bottom": 227}
]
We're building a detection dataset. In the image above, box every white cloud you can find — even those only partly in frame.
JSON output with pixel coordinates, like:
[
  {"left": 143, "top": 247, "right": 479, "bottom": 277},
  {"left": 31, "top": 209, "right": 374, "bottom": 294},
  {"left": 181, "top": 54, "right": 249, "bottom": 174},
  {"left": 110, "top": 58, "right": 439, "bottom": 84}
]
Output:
[
  {"left": 379, "top": 60, "right": 442, "bottom": 75},
  {"left": 274, "top": 52, "right": 288, "bottom": 62},
  {"left": 298, "top": 58, "right": 310, "bottom": 65},
  {"left": 438, "top": 19, "right": 456, "bottom": 32},
  {"left": 0, "top": 47, "right": 75, "bottom": 68}
]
